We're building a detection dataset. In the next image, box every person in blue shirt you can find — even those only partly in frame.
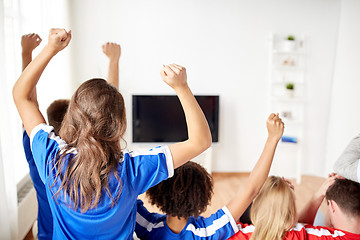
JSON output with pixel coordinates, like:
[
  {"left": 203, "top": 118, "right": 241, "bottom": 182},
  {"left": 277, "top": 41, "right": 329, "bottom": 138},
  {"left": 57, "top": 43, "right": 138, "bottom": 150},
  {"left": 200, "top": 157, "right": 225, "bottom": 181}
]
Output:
[
  {"left": 13, "top": 28, "right": 212, "bottom": 239},
  {"left": 21, "top": 34, "right": 122, "bottom": 239},
  {"left": 135, "top": 113, "right": 284, "bottom": 239},
  {"left": 21, "top": 33, "right": 54, "bottom": 240},
  {"left": 23, "top": 99, "right": 69, "bottom": 240}
]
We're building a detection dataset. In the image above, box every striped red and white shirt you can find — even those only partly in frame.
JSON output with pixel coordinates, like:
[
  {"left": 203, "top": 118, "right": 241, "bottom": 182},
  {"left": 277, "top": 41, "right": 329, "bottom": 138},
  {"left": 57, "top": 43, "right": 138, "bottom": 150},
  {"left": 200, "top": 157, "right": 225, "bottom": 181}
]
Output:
[{"left": 228, "top": 223, "right": 360, "bottom": 240}]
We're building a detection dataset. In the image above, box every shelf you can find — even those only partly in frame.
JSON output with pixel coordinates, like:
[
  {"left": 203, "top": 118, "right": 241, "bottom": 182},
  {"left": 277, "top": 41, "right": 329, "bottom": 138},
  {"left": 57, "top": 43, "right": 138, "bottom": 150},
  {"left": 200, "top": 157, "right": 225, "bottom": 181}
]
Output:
[
  {"left": 270, "top": 96, "right": 304, "bottom": 103},
  {"left": 271, "top": 81, "right": 304, "bottom": 85},
  {"left": 269, "top": 33, "right": 306, "bottom": 183},
  {"left": 272, "top": 66, "right": 305, "bottom": 71},
  {"left": 278, "top": 141, "right": 301, "bottom": 146},
  {"left": 272, "top": 50, "right": 306, "bottom": 56},
  {"left": 283, "top": 119, "right": 303, "bottom": 125}
]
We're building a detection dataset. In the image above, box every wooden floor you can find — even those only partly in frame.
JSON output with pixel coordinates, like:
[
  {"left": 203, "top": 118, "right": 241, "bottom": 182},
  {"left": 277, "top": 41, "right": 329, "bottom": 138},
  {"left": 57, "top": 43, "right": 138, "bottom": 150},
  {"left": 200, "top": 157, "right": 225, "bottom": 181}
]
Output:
[{"left": 24, "top": 173, "right": 327, "bottom": 240}]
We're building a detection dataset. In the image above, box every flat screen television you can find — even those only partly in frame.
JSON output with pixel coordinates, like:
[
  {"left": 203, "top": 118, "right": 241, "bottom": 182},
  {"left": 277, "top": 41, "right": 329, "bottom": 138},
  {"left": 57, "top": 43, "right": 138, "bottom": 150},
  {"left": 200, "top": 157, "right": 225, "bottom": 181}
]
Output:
[{"left": 132, "top": 95, "right": 219, "bottom": 142}]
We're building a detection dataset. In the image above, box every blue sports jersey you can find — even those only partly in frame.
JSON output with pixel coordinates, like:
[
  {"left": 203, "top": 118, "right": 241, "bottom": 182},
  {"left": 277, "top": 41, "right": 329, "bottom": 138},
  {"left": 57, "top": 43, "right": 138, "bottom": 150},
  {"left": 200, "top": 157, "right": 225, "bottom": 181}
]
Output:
[
  {"left": 23, "top": 130, "right": 53, "bottom": 240},
  {"left": 30, "top": 123, "right": 174, "bottom": 240},
  {"left": 135, "top": 199, "right": 239, "bottom": 240}
]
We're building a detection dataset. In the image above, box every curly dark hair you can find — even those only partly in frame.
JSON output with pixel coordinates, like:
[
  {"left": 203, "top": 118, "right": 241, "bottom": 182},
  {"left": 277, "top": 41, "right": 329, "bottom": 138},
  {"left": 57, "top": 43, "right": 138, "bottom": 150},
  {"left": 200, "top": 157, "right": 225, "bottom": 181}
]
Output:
[{"left": 146, "top": 161, "right": 213, "bottom": 219}]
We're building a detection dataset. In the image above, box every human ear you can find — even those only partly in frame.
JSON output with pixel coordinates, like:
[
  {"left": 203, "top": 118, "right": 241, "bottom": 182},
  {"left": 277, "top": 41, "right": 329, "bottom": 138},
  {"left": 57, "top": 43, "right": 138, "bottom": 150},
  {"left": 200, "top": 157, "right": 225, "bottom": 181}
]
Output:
[{"left": 328, "top": 200, "right": 336, "bottom": 213}]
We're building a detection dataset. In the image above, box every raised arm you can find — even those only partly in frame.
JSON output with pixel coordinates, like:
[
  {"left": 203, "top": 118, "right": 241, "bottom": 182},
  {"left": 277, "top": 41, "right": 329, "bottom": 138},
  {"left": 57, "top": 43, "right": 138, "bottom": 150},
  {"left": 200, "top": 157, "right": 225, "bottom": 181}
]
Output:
[
  {"left": 21, "top": 33, "right": 42, "bottom": 106},
  {"left": 161, "top": 64, "right": 212, "bottom": 169},
  {"left": 22, "top": 33, "right": 42, "bottom": 71},
  {"left": 102, "top": 42, "right": 121, "bottom": 90},
  {"left": 334, "top": 134, "right": 360, "bottom": 183},
  {"left": 226, "top": 113, "right": 284, "bottom": 221},
  {"left": 298, "top": 173, "right": 338, "bottom": 224},
  {"left": 13, "top": 29, "right": 71, "bottom": 136}
]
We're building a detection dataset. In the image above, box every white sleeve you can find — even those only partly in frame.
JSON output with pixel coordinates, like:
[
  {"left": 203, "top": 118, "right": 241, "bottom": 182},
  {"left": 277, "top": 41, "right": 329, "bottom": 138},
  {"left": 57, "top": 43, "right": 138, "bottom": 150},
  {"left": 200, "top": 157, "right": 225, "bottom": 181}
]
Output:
[{"left": 334, "top": 134, "right": 360, "bottom": 183}]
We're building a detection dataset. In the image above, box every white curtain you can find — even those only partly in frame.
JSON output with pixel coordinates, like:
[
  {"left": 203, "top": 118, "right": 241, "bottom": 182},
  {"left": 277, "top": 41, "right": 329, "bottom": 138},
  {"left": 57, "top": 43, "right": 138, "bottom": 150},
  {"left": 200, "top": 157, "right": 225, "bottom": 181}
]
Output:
[
  {"left": 0, "top": 0, "right": 19, "bottom": 238},
  {"left": 0, "top": 0, "right": 71, "bottom": 238},
  {"left": 0, "top": 142, "right": 14, "bottom": 240}
]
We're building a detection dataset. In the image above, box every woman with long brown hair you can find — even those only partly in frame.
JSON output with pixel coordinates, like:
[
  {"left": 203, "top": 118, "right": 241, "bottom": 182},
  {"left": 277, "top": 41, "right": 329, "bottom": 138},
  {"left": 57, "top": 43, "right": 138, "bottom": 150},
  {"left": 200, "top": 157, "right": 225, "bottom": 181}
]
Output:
[{"left": 13, "top": 28, "right": 211, "bottom": 239}]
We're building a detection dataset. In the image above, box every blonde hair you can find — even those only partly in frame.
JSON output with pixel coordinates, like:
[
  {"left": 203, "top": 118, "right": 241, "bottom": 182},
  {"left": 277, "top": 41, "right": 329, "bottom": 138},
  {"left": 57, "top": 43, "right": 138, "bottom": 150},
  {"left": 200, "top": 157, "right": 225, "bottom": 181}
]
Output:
[
  {"left": 250, "top": 176, "right": 297, "bottom": 240},
  {"left": 52, "top": 79, "right": 127, "bottom": 212}
]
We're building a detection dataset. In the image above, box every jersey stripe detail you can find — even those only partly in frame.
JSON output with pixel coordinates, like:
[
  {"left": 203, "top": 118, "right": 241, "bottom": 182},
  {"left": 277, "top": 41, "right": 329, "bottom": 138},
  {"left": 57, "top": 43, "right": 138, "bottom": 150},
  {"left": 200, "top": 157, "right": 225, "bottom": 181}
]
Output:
[
  {"left": 185, "top": 208, "right": 238, "bottom": 237},
  {"left": 237, "top": 223, "right": 255, "bottom": 234},
  {"left": 30, "top": 123, "right": 76, "bottom": 154},
  {"left": 305, "top": 226, "right": 346, "bottom": 237},
  {"left": 136, "top": 212, "right": 165, "bottom": 232},
  {"left": 291, "top": 223, "right": 305, "bottom": 231},
  {"left": 30, "top": 124, "right": 174, "bottom": 177},
  {"left": 30, "top": 123, "right": 48, "bottom": 147},
  {"left": 127, "top": 146, "right": 174, "bottom": 178},
  {"left": 222, "top": 206, "right": 239, "bottom": 233},
  {"left": 163, "top": 146, "right": 174, "bottom": 178},
  {"left": 237, "top": 223, "right": 347, "bottom": 238}
]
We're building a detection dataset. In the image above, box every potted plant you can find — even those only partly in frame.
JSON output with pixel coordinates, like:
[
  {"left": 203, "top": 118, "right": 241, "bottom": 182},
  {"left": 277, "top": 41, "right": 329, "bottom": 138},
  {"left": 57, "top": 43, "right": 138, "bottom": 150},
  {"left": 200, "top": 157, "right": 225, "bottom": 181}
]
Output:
[
  {"left": 285, "top": 82, "right": 295, "bottom": 97},
  {"left": 282, "top": 35, "right": 297, "bottom": 52},
  {"left": 287, "top": 35, "right": 295, "bottom": 41}
]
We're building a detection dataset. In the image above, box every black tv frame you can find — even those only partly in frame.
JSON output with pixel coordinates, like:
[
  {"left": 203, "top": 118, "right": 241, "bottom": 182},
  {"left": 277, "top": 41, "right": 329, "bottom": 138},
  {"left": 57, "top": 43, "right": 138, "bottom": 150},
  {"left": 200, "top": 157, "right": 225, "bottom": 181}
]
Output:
[{"left": 132, "top": 95, "right": 219, "bottom": 143}]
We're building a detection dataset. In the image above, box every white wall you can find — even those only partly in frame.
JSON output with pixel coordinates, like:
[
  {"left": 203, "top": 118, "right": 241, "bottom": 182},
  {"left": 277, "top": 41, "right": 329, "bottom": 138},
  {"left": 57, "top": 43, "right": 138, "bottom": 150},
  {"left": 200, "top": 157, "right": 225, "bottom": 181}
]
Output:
[
  {"left": 67, "top": 0, "right": 341, "bottom": 175},
  {"left": 325, "top": 0, "right": 360, "bottom": 174}
]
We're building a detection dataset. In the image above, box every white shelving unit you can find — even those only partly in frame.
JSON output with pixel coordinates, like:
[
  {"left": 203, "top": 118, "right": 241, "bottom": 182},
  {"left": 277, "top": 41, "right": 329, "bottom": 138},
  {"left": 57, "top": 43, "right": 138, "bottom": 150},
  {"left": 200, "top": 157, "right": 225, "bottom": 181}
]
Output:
[{"left": 268, "top": 33, "right": 306, "bottom": 183}]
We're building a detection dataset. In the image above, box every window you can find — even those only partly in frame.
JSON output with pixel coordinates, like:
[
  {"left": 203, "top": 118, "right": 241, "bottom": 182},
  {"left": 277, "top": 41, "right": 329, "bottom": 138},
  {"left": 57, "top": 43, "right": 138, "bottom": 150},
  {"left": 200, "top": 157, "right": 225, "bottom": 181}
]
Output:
[
  {"left": 3, "top": 0, "right": 28, "bottom": 184},
  {"left": 1, "top": 0, "right": 71, "bottom": 184}
]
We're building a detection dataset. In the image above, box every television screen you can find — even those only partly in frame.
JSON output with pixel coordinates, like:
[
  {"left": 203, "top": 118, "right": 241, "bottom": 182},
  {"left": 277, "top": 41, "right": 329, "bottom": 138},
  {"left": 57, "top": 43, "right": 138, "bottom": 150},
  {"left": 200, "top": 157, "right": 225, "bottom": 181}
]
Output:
[{"left": 132, "top": 95, "right": 219, "bottom": 142}]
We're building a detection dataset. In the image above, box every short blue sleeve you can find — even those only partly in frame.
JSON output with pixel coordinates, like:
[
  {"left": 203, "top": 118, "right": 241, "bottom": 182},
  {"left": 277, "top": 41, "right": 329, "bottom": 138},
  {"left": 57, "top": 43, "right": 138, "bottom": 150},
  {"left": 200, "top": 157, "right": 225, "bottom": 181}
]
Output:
[
  {"left": 124, "top": 146, "right": 174, "bottom": 194},
  {"left": 135, "top": 199, "right": 166, "bottom": 239},
  {"left": 185, "top": 206, "right": 239, "bottom": 239},
  {"left": 30, "top": 124, "right": 66, "bottom": 183}
]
